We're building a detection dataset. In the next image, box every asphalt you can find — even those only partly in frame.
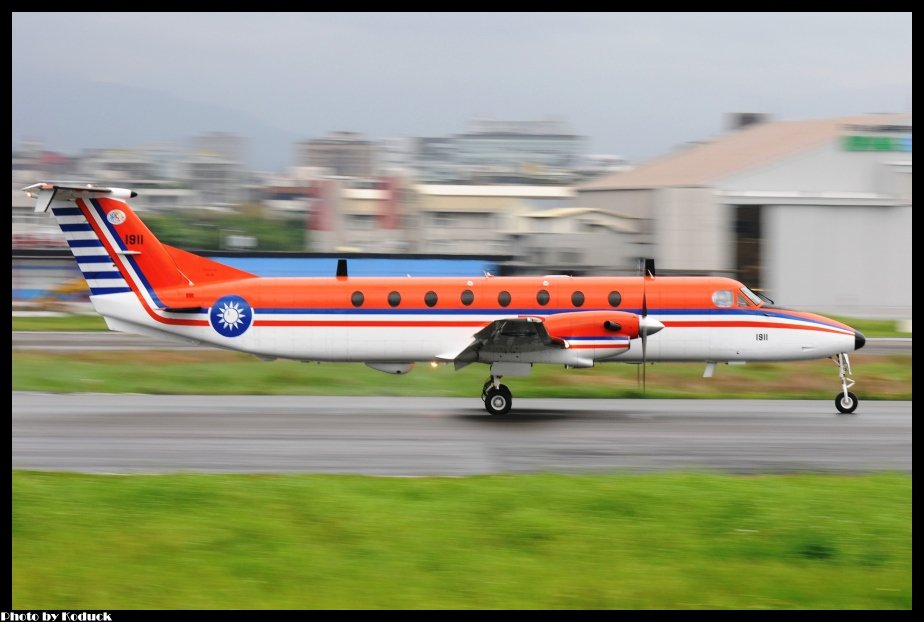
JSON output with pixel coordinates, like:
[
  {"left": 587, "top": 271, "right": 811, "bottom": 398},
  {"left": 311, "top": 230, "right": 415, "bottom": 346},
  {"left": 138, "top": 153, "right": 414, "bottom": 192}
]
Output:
[
  {"left": 12, "top": 393, "right": 911, "bottom": 475},
  {"left": 12, "top": 331, "right": 912, "bottom": 355}
]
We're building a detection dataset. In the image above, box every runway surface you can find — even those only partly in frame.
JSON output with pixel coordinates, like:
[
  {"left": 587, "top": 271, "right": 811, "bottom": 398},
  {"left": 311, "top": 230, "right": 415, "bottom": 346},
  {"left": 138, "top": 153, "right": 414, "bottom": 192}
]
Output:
[
  {"left": 12, "top": 393, "right": 911, "bottom": 475},
  {"left": 12, "top": 331, "right": 912, "bottom": 354}
]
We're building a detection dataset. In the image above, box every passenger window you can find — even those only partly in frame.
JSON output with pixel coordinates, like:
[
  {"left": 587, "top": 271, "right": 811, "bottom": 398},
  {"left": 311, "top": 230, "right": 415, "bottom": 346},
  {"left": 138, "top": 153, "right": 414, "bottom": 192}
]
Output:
[
  {"left": 388, "top": 291, "right": 401, "bottom": 307},
  {"left": 608, "top": 291, "right": 622, "bottom": 307},
  {"left": 536, "top": 290, "right": 550, "bottom": 306},
  {"left": 498, "top": 291, "right": 511, "bottom": 307},
  {"left": 351, "top": 291, "right": 364, "bottom": 307},
  {"left": 424, "top": 291, "right": 438, "bottom": 307},
  {"left": 712, "top": 290, "right": 733, "bottom": 308},
  {"left": 571, "top": 291, "right": 585, "bottom": 307},
  {"left": 461, "top": 290, "right": 474, "bottom": 306}
]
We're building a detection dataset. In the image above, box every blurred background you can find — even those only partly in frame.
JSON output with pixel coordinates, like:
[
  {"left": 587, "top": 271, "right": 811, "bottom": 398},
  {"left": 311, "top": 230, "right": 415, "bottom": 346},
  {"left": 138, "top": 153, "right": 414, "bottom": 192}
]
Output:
[{"left": 12, "top": 12, "right": 912, "bottom": 324}]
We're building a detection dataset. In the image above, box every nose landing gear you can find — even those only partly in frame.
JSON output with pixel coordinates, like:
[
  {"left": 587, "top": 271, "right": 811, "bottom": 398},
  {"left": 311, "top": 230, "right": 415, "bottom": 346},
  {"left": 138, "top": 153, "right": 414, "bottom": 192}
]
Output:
[{"left": 833, "top": 353, "right": 858, "bottom": 414}]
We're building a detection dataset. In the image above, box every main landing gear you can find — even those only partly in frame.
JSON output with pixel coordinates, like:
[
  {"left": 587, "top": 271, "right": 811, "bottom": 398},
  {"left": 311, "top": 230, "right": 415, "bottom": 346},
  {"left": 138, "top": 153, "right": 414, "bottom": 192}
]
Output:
[
  {"left": 482, "top": 377, "right": 512, "bottom": 415},
  {"left": 833, "top": 353, "right": 859, "bottom": 414}
]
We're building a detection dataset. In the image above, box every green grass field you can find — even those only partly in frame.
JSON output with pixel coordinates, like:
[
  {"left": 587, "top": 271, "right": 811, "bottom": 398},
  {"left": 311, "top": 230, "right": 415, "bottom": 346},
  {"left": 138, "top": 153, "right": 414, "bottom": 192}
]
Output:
[
  {"left": 12, "top": 350, "right": 912, "bottom": 400},
  {"left": 12, "top": 471, "right": 911, "bottom": 609},
  {"left": 12, "top": 314, "right": 108, "bottom": 331},
  {"left": 828, "top": 315, "right": 911, "bottom": 339}
]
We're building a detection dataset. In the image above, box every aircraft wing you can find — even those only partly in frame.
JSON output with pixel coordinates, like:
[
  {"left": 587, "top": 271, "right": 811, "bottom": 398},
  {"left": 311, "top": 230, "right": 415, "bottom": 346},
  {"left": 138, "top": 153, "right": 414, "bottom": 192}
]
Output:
[
  {"left": 438, "top": 310, "right": 646, "bottom": 370},
  {"left": 438, "top": 318, "right": 564, "bottom": 370}
]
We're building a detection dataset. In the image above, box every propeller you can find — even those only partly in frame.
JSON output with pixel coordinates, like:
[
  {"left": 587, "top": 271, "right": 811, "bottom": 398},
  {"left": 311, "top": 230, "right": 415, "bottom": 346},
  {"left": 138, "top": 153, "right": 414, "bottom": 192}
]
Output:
[
  {"left": 636, "top": 259, "right": 664, "bottom": 392},
  {"left": 641, "top": 280, "right": 648, "bottom": 391}
]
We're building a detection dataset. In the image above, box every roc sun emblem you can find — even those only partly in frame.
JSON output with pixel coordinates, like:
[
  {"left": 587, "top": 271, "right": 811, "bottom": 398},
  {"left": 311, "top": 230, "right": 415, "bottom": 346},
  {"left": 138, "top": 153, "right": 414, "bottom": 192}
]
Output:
[
  {"left": 209, "top": 295, "right": 253, "bottom": 337},
  {"left": 107, "top": 209, "right": 127, "bottom": 225}
]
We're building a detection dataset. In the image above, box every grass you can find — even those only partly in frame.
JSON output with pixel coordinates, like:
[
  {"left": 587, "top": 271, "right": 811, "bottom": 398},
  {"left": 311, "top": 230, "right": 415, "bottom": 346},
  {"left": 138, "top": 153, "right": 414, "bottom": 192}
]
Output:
[
  {"left": 12, "top": 314, "right": 108, "bottom": 331},
  {"left": 11, "top": 351, "right": 912, "bottom": 400},
  {"left": 12, "top": 471, "right": 911, "bottom": 609},
  {"left": 12, "top": 312, "right": 913, "bottom": 337},
  {"left": 828, "top": 315, "right": 911, "bottom": 338}
]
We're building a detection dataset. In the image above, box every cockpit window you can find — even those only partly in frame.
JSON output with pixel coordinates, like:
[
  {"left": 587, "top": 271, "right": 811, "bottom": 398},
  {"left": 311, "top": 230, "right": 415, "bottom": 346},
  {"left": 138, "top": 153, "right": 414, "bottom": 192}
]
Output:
[
  {"left": 712, "top": 290, "right": 733, "bottom": 308},
  {"left": 740, "top": 287, "right": 764, "bottom": 307}
]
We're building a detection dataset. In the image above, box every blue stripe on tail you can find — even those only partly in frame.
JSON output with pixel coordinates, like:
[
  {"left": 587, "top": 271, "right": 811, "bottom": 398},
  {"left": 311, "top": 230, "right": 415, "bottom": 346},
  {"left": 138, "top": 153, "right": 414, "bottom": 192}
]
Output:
[{"left": 51, "top": 207, "right": 82, "bottom": 216}]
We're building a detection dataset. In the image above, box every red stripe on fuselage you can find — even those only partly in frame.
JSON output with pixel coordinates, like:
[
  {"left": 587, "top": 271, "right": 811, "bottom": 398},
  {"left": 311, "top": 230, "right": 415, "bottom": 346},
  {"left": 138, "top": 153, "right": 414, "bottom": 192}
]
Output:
[
  {"left": 662, "top": 320, "right": 851, "bottom": 335},
  {"left": 253, "top": 320, "right": 488, "bottom": 328}
]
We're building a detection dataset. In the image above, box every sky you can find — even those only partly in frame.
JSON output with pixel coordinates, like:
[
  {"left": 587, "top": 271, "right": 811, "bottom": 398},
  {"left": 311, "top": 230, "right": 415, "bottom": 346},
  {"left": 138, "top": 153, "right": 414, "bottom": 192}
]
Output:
[{"left": 11, "top": 12, "right": 913, "bottom": 169}]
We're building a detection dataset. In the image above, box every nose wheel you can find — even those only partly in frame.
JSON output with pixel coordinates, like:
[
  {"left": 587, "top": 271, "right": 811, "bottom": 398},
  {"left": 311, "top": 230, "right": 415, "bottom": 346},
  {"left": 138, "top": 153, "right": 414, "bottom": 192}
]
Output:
[
  {"left": 481, "top": 376, "right": 512, "bottom": 415},
  {"left": 833, "top": 353, "right": 859, "bottom": 414}
]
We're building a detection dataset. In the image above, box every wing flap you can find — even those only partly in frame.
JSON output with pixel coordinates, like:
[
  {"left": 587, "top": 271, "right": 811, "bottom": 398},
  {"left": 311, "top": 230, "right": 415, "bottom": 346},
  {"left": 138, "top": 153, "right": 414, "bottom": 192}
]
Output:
[{"left": 438, "top": 317, "right": 565, "bottom": 369}]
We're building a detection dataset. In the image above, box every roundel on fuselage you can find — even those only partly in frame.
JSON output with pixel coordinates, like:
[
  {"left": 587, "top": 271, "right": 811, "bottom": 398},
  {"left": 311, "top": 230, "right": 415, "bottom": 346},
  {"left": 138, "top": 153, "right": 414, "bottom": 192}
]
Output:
[{"left": 209, "top": 295, "right": 253, "bottom": 337}]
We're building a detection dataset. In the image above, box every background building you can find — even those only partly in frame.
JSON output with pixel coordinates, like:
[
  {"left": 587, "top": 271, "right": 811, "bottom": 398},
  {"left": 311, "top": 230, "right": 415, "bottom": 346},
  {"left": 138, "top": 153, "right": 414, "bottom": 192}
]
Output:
[
  {"left": 296, "top": 132, "right": 376, "bottom": 178},
  {"left": 509, "top": 207, "right": 641, "bottom": 275},
  {"left": 415, "top": 119, "right": 583, "bottom": 184}
]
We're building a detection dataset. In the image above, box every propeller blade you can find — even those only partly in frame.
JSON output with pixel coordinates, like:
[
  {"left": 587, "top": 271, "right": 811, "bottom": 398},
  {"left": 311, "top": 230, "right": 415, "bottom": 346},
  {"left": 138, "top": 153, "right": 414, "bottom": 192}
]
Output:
[{"left": 641, "top": 271, "right": 647, "bottom": 392}]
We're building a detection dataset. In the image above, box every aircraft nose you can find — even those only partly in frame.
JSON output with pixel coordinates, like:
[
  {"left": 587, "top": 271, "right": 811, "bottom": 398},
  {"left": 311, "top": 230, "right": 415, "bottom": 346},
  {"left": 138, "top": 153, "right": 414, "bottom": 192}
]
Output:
[{"left": 854, "top": 331, "right": 866, "bottom": 351}]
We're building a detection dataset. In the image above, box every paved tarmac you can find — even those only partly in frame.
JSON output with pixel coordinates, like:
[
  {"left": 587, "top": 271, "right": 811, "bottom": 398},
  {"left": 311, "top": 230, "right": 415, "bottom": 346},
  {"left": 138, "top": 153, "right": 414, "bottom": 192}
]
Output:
[{"left": 12, "top": 393, "right": 911, "bottom": 475}]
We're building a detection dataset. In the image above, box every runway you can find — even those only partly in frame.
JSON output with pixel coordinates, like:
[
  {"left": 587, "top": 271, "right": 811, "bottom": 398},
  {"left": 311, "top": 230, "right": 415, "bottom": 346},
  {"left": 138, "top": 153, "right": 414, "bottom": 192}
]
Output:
[
  {"left": 12, "top": 393, "right": 911, "bottom": 475},
  {"left": 12, "top": 331, "right": 913, "bottom": 354}
]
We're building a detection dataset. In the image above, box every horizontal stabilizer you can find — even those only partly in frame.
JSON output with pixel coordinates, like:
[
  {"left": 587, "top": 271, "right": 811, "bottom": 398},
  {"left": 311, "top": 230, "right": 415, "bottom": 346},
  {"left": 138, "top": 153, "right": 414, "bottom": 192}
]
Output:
[{"left": 23, "top": 182, "right": 136, "bottom": 213}]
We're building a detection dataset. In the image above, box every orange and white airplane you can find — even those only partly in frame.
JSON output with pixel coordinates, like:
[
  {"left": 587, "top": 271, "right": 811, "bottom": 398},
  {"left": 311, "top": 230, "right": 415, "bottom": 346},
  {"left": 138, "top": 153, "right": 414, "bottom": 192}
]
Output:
[{"left": 25, "top": 182, "right": 867, "bottom": 415}]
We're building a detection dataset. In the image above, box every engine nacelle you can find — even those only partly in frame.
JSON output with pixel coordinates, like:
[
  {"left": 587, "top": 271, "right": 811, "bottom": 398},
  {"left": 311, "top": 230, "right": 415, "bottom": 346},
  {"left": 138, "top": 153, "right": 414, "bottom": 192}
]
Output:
[{"left": 542, "top": 310, "right": 641, "bottom": 342}]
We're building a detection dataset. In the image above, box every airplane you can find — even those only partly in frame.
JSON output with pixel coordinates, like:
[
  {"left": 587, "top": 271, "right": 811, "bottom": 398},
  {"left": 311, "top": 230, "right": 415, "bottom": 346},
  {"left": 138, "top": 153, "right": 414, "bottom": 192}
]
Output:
[{"left": 24, "top": 182, "right": 867, "bottom": 415}]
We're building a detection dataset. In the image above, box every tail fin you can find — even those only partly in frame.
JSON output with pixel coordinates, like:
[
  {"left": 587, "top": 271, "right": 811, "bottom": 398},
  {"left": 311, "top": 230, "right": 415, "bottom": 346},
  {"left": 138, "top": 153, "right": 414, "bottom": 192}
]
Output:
[{"left": 24, "top": 183, "right": 254, "bottom": 307}]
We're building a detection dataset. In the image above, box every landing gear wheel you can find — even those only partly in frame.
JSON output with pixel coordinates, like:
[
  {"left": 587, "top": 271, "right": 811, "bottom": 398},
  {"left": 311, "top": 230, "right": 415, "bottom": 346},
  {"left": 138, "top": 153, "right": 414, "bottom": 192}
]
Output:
[
  {"left": 835, "top": 391, "right": 858, "bottom": 414},
  {"left": 484, "top": 387, "right": 512, "bottom": 415},
  {"left": 832, "top": 354, "right": 859, "bottom": 415}
]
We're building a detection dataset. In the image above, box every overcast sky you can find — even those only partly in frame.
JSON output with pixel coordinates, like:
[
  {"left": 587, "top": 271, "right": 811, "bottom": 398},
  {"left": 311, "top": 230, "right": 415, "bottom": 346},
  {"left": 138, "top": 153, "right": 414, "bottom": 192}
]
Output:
[{"left": 11, "top": 12, "right": 912, "bottom": 168}]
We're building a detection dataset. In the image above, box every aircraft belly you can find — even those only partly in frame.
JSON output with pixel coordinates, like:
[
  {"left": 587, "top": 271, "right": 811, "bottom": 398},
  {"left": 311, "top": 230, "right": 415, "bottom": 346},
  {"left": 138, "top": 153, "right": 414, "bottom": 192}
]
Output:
[{"left": 345, "top": 325, "right": 476, "bottom": 362}]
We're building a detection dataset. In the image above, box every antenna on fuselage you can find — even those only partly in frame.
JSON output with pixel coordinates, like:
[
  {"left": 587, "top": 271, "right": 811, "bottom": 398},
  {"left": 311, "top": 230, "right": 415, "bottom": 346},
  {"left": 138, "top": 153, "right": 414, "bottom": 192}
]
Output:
[{"left": 336, "top": 258, "right": 348, "bottom": 279}]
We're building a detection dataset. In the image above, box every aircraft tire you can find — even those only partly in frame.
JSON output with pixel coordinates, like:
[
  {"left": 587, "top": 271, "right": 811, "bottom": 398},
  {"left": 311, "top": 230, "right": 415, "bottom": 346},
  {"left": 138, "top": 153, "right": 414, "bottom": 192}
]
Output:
[
  {"left": 834, "top": 391, "right": 858, "bottom": 414},
  {"left": 484, "top": 387, "right": 512, "bottom": 415}
]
